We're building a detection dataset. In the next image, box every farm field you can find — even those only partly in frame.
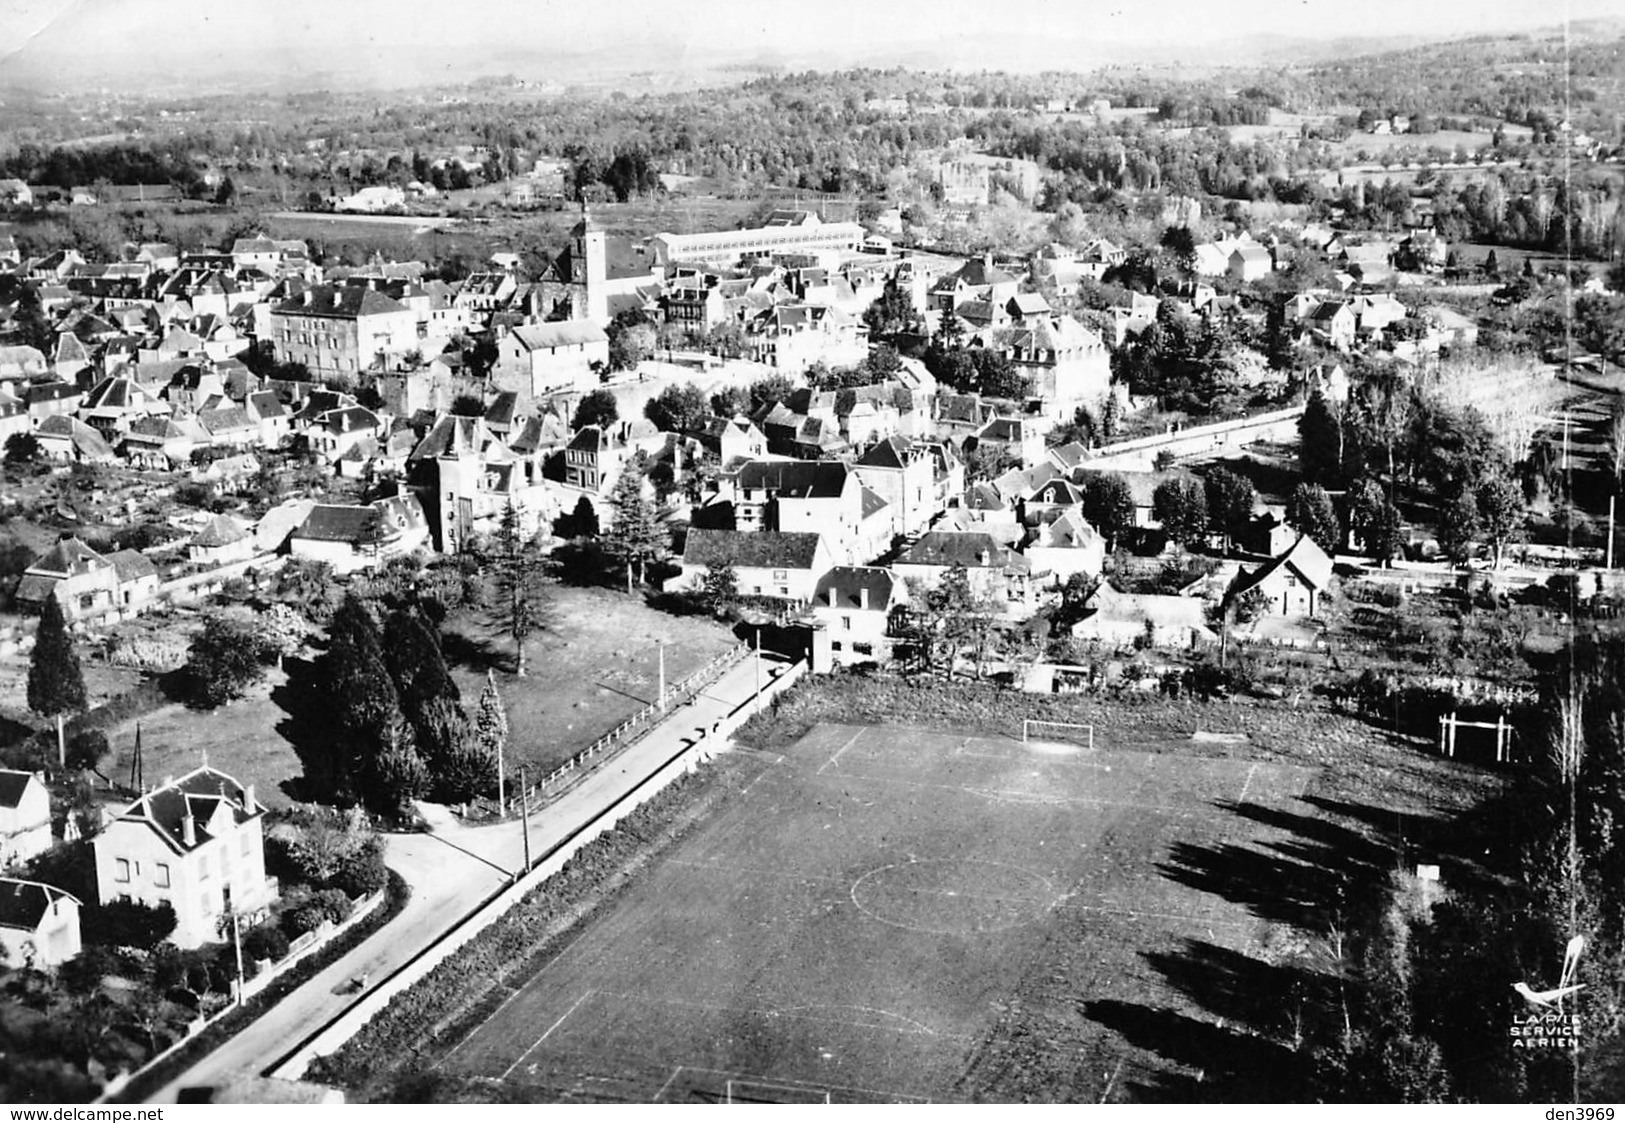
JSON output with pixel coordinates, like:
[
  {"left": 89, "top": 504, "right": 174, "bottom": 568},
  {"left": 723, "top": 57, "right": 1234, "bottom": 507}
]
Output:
[{"left": 430, "top": 720, "right": 1329, "bottom": 1102}]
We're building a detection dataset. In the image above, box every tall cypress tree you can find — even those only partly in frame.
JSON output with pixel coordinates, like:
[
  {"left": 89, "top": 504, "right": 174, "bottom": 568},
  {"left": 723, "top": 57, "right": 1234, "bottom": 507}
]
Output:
[
  {"left": 604, "top": 470, "right": 664, "bottom": 592},
  {"left": 28, "top": 596, "right": 86, "bottom": 718},
  {"left": 320, "top": 595, "right": 415, "bottom": 807}
]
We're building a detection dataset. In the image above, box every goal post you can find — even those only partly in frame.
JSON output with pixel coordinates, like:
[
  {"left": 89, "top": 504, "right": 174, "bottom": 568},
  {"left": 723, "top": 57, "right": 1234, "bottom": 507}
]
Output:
[
  {"left": 724, "top": 1078, "right": 832, "bottom": 1104},
  {"left": 1023, "top": 719, "right": 1094, "bottom": 750}
]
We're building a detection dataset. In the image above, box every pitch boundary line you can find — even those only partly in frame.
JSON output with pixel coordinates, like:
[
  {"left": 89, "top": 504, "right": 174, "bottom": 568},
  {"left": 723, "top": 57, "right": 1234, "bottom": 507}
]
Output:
[
  {"left": 437, "top": 918, "right": 603, "bottom": 1068},
  {"left": 1053, "top": 899, "right": 1255, "bottom": 929},
  {"left": 499, "top": 989, "right": 594, "bottom": 1080},
  {"left": 824, "top": 768, "right": 1192, "bottom": 812},
  {"left": 1237, "top": 762, "right": 1259, "bottom": 804},
  {"left": 590, "top": 988, "right": 972, "bottom": 1041},
  {"left": 664, "top": 1063, "right": 935, "bottom": 1104},
  {"left": 653, "top": 1065, "right": 684, "bottom": 1102},
  {"left": 817, "top": 726, "right": 867, "bottom": 775}
]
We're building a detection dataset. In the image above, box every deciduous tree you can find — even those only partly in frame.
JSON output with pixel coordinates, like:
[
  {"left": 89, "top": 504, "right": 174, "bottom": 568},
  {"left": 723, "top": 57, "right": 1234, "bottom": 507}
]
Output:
[
  {"left": 1203, "top": 466, "right": 1257, "bottom": 551},
  {"left": 1288, "top": 482, "right": 1341, "bottom": 555},
  {"left": 1153, "top": 475, "right": 1209, "bottom": 550},
  {"left": 186, "top": 613, "right": 267, "bottom": 708}
]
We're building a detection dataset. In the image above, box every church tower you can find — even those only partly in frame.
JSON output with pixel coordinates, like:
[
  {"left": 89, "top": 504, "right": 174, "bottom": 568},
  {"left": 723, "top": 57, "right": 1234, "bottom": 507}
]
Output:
[{"left": 569, "top": 204, "right": 608, "bottom": 323}]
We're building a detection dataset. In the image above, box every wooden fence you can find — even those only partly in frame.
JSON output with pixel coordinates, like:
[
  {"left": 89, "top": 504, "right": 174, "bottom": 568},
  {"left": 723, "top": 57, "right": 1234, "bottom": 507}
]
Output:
[{"left": 514, "top": 640, "right": 752, "bottom": 812}]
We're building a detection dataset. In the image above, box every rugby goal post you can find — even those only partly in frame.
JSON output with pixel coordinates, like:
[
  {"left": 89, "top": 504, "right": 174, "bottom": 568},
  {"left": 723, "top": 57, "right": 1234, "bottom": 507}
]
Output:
[
  {"left": 1023, "top": 719, "right": 1094, "bottom": 750},
  {"left": 724, "top": 1078, "right": 832, "bottom": 1104}
]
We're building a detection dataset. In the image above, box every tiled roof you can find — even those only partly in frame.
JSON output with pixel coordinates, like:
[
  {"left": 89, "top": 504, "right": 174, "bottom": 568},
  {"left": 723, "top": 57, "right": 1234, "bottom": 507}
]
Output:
[
  {"left": 272, "top": 284, "right": 410, "bottom": 319},
  {"left": 27, "top": 537, "right": 109, "bottom": 578},
  {"left": 899, "top": 531, "right": 1029, "bottom": 571},
  {"left": 812, "top": 566, "right": 897, "bottom": 611},
  {"left": 107, "top": 549, "right": 158, "bottom": 582},
  {"left": 736, "top": 460, "right": 852, "bottom": 499},
  {"left": 511, "top": 321, "right": 608, "bottom": 350},
  {"left": 107, "top": 766, "right": 261, "bottom": 855},
  {"left": 293, "top": 504, "right": 391, "bottom": 545},
  {"left": 682, "top": 528, "right": 825, "bottom": 570},
  {"left": 0, "top": 879, "right": 80, "bottom": 933},
  {"left": 193, "top": 514, "right": 250, "bottom": 548},
  {"left": 0, "top": 769, "right": 40, "bottom": 810}
]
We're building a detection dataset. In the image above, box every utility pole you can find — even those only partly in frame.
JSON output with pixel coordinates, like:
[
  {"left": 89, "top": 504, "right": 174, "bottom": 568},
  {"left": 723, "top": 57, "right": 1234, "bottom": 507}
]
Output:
[
  {"left": 754, "top": 627, "right": 763, "bottom": 713},
  {"left": 231, "top": 909, "right": 246, "bottom": 1007},
  {"left": 56, "top": 713, "right": 64, "bottom": 769},
  {"left": 657, "top": 640, "right": 666, "bottom": 711},
  {"left": 518, "top": 766, "right": 531, "bottom": 876}
]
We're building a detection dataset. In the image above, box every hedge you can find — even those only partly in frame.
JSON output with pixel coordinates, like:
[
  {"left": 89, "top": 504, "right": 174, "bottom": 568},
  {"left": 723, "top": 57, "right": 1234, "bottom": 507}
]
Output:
[
  {"left": 305, "top": 755, "right": 753, "bottom": 1098},
  {"left": 109, "top": 868, "right": 410, "bottom": 1105}
]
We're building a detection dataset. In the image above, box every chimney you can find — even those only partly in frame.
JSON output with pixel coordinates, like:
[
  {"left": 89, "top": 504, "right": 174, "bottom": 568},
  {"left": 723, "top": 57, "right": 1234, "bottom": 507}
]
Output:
[
  {"left": 181, "top": 814, "right": 196, "bottom": 847},
  {"left": 859, "top": 586, "right": 870, "bottom": 610},
  {"left": 827, "top": 585, "right": 839, "bottom": 607},
  {"left": 243, "top": 783, "right": 256, "bottom": 812},
  {"left": 978, "top": 549, "right": 991, "bottom": 566}
]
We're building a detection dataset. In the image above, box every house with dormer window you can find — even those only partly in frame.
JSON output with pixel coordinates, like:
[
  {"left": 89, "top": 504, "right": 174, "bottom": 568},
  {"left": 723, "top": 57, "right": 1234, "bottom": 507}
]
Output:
[{"left": 92, "top": 767, "right": 277, "bottom": 949}]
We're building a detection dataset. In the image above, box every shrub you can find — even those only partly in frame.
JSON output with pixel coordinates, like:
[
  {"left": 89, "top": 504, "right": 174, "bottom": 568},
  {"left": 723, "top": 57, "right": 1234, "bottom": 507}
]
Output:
[
  {"left": 242, "top": 923, "right": 290, "bottom": 963},
  {"left": 81, "top": 899, "right": 176, "bottom": 950},
  {"left": 65, "top": 729, "right": 110, "bottom": 772}
]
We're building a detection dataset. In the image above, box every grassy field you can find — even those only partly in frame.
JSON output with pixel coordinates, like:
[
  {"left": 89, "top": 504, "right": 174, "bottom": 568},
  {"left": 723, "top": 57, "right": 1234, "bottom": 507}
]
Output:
[
  {"left": 87, "top": 585, "right": 737, "bottom": 806},
  {"left": 411, "top": 681, "right": 1501, "bottom": 1103},
  {"left": 101, "top": 667, "right": 304, "bottom": 808},
  {"left": 428, "top": 721, "right": 1317, "bottom": 1101},
  {"left": 439, "top": 585, "right": 739, "bottom": 777}
]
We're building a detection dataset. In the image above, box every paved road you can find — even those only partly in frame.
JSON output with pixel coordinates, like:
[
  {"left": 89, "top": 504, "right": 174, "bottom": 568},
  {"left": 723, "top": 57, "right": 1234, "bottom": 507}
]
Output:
[{"left": 149, "top": 650, "right": 789, "bottom": 1102}]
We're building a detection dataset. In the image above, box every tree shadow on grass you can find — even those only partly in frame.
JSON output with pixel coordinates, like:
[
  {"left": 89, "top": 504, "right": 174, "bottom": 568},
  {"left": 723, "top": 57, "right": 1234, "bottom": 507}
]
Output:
[
  {"left": 1084, "top": 997, "right": 1307, "bottom": 1102},
  {"left": 440, "top": 627, "right": 509, "bottom": 676},
  {"left": 1105, "top": 796, "right": 1444, "bottom": 1100},
  {"left": 271, "top": 654, "right": 343, "bottom": 804},
  {"left": 1156, "top": 800, "right": 1393, "bottom": 933}
]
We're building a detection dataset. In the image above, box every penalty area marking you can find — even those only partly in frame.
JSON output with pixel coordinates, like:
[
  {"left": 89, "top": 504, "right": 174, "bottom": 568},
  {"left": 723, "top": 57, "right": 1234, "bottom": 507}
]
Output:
[
  {"left": 665, "top": 1064, "right": 933, "bottom": 1104},
  {"left": 817, "top": 726, "right": 867, "bottom": 775},
  {"left": 500, "top": 990, "right": 593, "bottom": 1079}
]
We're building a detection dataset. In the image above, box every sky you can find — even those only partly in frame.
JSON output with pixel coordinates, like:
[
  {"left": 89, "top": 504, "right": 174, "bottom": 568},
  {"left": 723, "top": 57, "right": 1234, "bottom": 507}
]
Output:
[{"left": 1, "top": 0, "right": 1619, "bottom": 74}]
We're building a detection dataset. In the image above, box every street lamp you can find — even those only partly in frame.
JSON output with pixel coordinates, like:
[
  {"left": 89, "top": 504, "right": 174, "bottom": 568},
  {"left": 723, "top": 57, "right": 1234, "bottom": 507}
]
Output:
[{"left": 754, "top": 627, "right": 763, "bottom": 713}]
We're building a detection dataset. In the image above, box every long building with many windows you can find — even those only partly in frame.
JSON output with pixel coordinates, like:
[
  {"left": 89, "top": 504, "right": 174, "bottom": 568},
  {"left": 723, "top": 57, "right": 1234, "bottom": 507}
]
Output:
[{"left": 650, "top": 211, "right": 863, "bottom": 269}]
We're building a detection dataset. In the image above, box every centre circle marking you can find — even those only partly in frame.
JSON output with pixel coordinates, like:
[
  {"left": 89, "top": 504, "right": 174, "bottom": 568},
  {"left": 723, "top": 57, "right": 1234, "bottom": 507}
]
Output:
[{"left": 849, "top": 859, "right": 1060, "bottom": 935}]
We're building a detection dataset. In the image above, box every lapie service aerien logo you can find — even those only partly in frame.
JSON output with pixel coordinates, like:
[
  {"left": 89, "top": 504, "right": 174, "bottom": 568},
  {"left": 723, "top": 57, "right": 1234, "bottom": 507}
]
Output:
[{"left": 1510, "top": 935, "right": 1584, "bottom": 1050}]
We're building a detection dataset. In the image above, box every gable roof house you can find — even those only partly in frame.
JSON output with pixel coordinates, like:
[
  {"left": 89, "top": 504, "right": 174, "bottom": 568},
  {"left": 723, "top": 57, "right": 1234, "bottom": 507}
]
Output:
[
  {"left": 93, "top": 767, "right": 276, "bottom": 949},
  {"left": 972, "top": 415, "right": 1046, "bottom": 470},
  {"left": 808, "top": 566, "right": 906, "bottom": 668},
  {"left": 34, "top": 414, "right": 116, "bottom": 464},
  {"left": 288, "top": 495, "right": 430, "bottom": 574},
  {"left": 1071, "top": 581, "right": 1218, "bottom": 649},
  {"left": 668, "top": 528, "right": 833, "bottom": 604},
  {"left": 893, "top": 531, "right": 1035, "bottom": 615},
  {"left": 121, "top": 414, "right": 199, "bottom": 469},
  {"left": 0, "top": 770, "right": 52, "bottom": 869},
  {"left": 1023, "top": 510, "right": 1107, "bottom": 585},
  {"left": 14, "top": 537, "right": 121, "bottom": 620},
  {"left": 1230, "top": 533, "right": 1334, "bottom": 619},
  {"left": 730, "top": 459, "right": 886, "bottom": 564},
  {"left": 24, "top": 380, "right": 88, "bottom": 427},
  {"left": 493, "top": 320, "right": 610, "bottom": 399},
  {"left": 853, "top": 436, "right": 939, "bottom": 537},
  {"left": 0, "top": 880, "right": 82, "bottom": 968}
]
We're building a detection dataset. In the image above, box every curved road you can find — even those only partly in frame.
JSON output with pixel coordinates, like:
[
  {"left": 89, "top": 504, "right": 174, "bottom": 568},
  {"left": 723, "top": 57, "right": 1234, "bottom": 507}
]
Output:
[{"left": 149, "top": 650, "right": 789, "bottom": 1102}]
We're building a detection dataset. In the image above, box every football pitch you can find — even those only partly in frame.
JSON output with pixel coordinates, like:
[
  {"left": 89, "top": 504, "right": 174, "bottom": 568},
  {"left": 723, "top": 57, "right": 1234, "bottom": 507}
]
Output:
[{"left": 434, "top": 722, "right": 1319, "bottom": 1102}]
